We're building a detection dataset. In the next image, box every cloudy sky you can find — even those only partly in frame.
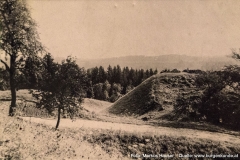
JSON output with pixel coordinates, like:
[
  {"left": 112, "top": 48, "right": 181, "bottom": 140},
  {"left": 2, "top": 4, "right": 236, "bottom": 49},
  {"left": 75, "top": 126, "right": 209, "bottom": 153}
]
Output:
[{"left": 27, "top": 0, "right": 240, "bottom": 59}]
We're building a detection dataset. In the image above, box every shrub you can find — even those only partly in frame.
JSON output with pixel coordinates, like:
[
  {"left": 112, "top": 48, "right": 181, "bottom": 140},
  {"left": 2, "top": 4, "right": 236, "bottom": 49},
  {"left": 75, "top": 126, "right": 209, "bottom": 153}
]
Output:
[{"left": 174, "top": 91, "right": 203, "bottom": 121}]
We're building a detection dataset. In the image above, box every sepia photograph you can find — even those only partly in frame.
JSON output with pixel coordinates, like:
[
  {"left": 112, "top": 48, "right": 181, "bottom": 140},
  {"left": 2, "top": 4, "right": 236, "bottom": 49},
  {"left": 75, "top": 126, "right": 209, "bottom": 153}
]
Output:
[{"left": 0, "top": 0, "right": 240, "bottom": 159}]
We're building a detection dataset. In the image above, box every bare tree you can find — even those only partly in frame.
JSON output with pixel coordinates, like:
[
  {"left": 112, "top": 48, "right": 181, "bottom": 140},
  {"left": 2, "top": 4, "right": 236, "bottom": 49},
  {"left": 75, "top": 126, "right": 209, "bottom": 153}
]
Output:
[{"left": 0, "top": 0, "right": 44, "bottom": 116}]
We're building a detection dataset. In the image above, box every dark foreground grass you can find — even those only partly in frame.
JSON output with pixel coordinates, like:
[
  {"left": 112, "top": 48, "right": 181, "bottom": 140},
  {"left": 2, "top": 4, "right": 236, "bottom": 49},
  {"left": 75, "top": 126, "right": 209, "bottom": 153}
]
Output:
[
  {"left": 85, "top": 129, "right": 240, "bottom": 160},
  {"left": 150, "top": 120, "right": 240, "bottom": 137}
]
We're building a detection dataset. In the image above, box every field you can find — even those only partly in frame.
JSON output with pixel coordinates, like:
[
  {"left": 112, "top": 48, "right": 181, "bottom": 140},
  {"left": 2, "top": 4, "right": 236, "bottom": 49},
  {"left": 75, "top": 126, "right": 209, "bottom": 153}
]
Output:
[{"left": 0, "top": 87, "right": 240, "bottom": 159}]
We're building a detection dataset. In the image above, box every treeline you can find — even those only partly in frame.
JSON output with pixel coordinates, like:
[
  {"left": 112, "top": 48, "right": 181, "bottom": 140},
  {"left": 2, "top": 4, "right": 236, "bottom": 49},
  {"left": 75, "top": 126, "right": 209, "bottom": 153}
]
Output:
[
  {"left": 0, "top": 54, "right": 158, "bottom": 102},
  {"left": 86, "top": 66, "right": 158, "bottom": 102}
]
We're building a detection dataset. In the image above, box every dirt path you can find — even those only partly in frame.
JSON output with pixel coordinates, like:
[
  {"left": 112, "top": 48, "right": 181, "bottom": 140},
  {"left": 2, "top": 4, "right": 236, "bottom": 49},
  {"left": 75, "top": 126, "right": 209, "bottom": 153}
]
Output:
[{"left": 21, "top": 116, "right": 240, "bottom": 145}]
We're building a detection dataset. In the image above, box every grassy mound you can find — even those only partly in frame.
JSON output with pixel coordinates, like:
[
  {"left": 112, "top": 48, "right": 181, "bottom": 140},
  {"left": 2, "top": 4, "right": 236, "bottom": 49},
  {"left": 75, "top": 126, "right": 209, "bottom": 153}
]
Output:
[{"left": 108, "top": 73, "right": 196, "bottom": 116}]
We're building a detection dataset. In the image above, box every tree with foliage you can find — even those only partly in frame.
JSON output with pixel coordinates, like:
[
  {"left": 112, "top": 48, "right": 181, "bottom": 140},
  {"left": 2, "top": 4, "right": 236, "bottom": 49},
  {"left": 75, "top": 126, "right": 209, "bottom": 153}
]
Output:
[
  {"left": 174, "top": 68, "right": 240, "bottom": 129},
  {"left": 93, "top": 83, "right": 103, "bottom": 100},
  {"left": 91, "top": 67, "right": 99, "bottom": 84},
  {"left": 109, "top": 83, "right": 122, "bottom": 102},
  {"left": 128, "top": 68, "right": 136, "bottom": 85},
  {"left": 149, "top": 68, "right": 154, "bottom": 76},
  {"left": 196, "top": 70, "right": 240, "bottom": 126},
  {"left": 0, "top": 0, "right": 44, "bottom": 115},
  {"left": 116, "top": 65, "right": 122, "bottom": 84},
  {"left": 20, "top": 56, "right": 43, "bottom": 89},
  {"left": 0, "top": 67, "right": 9, "bottom": 90},
  {"left": 102, "top": 80, "right": 111, "bottom": 100},
  {"left": 154, "top": 68, "right": 158, "bottom": 74},
  {"left": 145, "top": 69, "right": 150, "bottom": 78},
  {"left": 86, "top": 80, "right": 94, "bottom": 98},
  {"left": 32, "top": 55, "right": 87, "bottom": 129},
  {"left": 107, "top": 65, "right": 113, "bottom": 83},
  {"left": 137, "top": 69, "right": 144, "bottom": 85},
  {"left": 98, "top": 66, "right": 106, "bottom": 83},
  {"left": 121, "top": 67, "right": 129, "bottom": 94}
]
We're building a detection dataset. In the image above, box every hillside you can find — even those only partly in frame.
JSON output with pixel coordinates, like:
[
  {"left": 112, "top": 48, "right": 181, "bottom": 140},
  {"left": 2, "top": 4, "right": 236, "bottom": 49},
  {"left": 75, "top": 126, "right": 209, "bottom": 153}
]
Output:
[
  {"left": 108, "top": 73, "right": 197, "bottom": 117},
  {"left": 82, "top": 98, "right": 112, "bottom": 113},
  {"left": 55, "top": 54, "right": 238, "bottom": 71}
]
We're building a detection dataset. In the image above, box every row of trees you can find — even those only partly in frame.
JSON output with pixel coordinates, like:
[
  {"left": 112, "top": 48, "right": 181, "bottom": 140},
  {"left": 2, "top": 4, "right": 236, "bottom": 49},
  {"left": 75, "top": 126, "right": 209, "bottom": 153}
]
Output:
[
  {"left": 0, "top": 59, "right": 158, "bottom": 102},
  {"left": 86, "top": 66, "right": 158, "bottom": 101},
  {"left": 88, "top": 66, "right": 158, "bottom": 85}
]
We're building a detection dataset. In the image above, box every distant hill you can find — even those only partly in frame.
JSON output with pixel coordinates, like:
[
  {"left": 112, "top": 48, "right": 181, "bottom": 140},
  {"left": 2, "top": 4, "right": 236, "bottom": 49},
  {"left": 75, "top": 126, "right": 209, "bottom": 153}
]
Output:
[
  {"left": 55, "top": 54, "right": 239, "bottom": 71},
  {"left": 2, "top": 54, "right": 237, "bottom": 71}
]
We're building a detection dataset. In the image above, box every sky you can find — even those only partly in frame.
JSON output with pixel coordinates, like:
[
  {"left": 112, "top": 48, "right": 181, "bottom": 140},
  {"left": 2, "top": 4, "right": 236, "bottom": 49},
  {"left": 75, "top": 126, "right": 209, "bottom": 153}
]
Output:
[{"left": 27, "top": 0, "right": 240, "bottom": 59}]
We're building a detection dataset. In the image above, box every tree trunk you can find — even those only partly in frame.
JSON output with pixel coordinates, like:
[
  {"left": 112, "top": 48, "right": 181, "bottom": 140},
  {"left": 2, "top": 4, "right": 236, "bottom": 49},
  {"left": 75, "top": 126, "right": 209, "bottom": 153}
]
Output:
[
  {"left": 55, "top": 106, "right": 61, "bottom": 130},
  {"left": 9, "top": 56, "right": 16, "bottom": 116},
  {"left": 9, "top": 78, "right": 16, "bottom": 116}
]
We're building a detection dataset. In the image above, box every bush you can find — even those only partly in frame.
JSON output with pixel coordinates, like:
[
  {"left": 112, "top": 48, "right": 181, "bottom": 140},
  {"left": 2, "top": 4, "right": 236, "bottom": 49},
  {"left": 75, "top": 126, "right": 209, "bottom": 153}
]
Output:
[{"left": 174, "top": 91, "right": 203, "bottom": 121}]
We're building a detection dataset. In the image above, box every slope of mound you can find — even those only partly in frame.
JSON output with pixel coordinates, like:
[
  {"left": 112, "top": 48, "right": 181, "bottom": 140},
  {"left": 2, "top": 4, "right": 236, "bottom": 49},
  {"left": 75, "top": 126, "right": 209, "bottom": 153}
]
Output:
[
  {"left": 108, "top": 73, "right": 197, "bottom": 116},
  {"left": 82, "top": 98, "right": 112, "bottom": 113}
]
